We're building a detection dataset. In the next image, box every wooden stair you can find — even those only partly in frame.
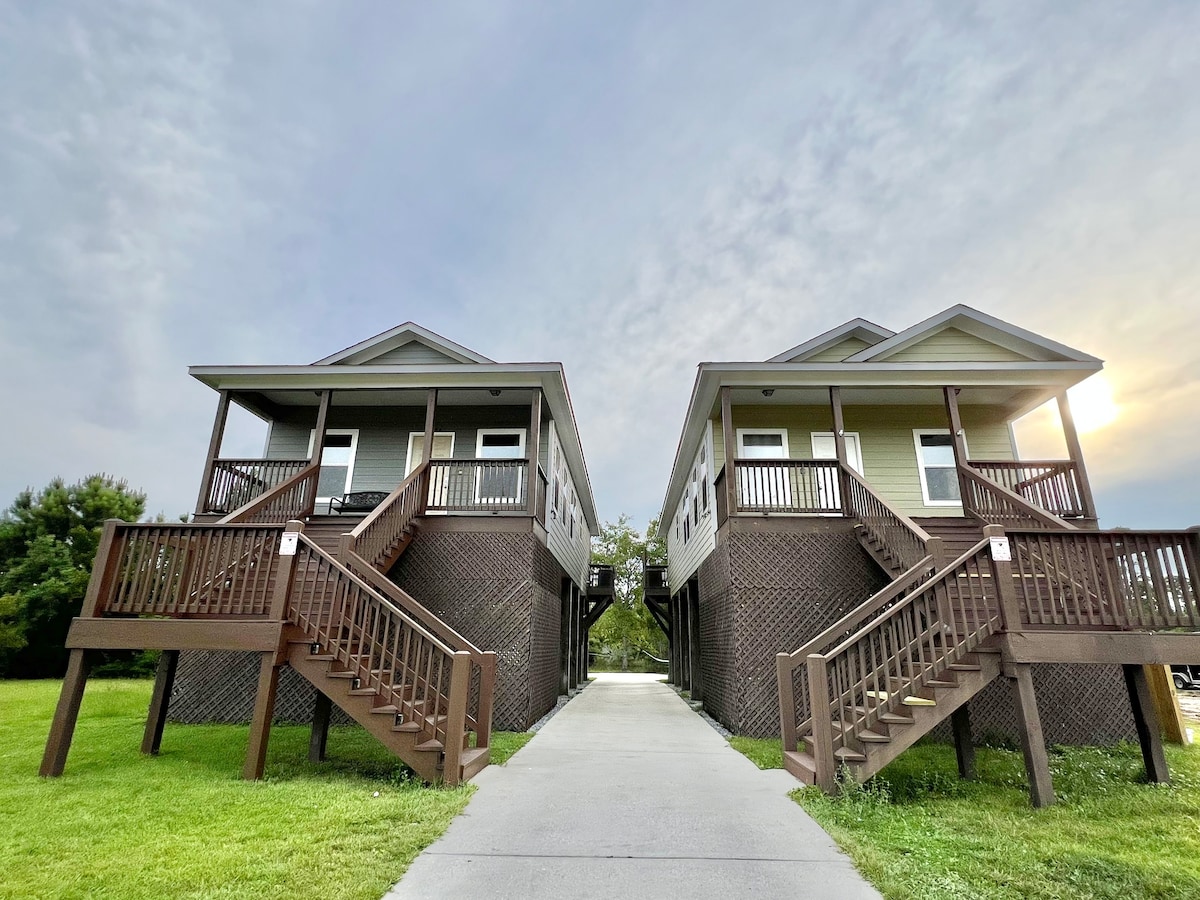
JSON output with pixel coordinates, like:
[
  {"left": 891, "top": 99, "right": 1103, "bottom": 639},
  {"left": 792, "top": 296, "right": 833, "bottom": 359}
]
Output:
[
  {"left": 286, "top": 636, "right": 489, "bottom": 784},
  {"left": 913, "top": 517, "right": 986, "bottom": 558},
  {"left": 783, "top": 647, "right": 1002, "bottom": 786}
]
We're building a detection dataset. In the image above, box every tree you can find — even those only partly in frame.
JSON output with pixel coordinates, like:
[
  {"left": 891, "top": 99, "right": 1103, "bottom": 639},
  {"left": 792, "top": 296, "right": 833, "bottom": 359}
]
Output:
[
  {"left": 589, "top": 516, "right": 668, "bottom": 672},
  {"left": 0, "top": 475, "right": 146, "bottom": 677}
]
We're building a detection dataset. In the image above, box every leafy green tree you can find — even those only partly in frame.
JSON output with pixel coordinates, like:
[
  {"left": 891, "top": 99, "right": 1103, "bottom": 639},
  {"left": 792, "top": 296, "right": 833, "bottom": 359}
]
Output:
[
  {"left": 589, "top": 516, "right": 668, "bottom": 671},
  {"left": 0, "top": 475, "right": 146, "bottom": 677}
]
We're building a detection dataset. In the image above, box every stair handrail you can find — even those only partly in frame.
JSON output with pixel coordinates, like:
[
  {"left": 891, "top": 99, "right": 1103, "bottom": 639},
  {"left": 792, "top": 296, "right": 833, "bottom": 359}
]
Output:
[
  {"left": 218, "top": 462, "right": 322, "bottom": 524},
  {"left": 958, "top": 464, "right": 1077, "bottom": 531},
  {"left": 777, "top": 556, "right": 936, "bottom": 755},
  {"left": 841, "top": 464, "right": 936, "bottom": 570},
  {"left": 803, "top": 536, "right": 1001, "bottom": 789},
  {"left": 344, "top": 461, "right": 430, "bottom": 571},
  {"left": 290, "top": 535, "right": 493, "bottom": 770}
]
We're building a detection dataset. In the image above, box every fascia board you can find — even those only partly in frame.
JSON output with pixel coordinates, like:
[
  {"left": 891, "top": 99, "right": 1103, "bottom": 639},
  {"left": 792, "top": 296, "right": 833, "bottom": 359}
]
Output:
[
  {"left": 314, "top": 322, "right": 494, "bottom": 365},
  {"left": 767, "top": 319, "right": 895, "bottom": 363},
  {"left": 190, "top": 364, "right": 599, "bottom": 532}
]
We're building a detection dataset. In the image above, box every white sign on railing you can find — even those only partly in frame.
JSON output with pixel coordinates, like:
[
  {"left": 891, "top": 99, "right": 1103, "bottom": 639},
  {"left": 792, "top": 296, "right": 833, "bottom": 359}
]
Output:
[
  {"left": 989, "top": 536, "right": 1011, "bottom": 562},
  {"left": 279, "top": 532, "right": 299, "bottom": 556}
]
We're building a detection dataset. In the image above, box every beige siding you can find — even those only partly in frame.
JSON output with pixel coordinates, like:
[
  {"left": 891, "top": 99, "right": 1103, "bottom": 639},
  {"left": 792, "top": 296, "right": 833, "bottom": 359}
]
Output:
[
  {"left": 361, "top": 341, "right": 460, "bottom": 365},
  {"left": 666, "top": 422, "right": 718, "bottom": 587},
  {"left": 885, "top": 327, "right": 1030, "bottom": 362},
  {"left": 801, "top": 336, "right": 873, "bottom": 362},
  {"left": 708, "top": 403, "right": 1014, "bottom": 519}
]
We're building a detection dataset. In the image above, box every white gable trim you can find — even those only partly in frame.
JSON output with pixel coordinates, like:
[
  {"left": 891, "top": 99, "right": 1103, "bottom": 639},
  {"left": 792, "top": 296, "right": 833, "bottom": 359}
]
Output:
[
  {"left": 768, "top": 318, "right": 895, "bottom": 363},
  {"left": 314, "top": 322, "right": 495, "bottom": 366},
  {"left": 844, "top": 305, "right": 1101, "bottom": 365}
]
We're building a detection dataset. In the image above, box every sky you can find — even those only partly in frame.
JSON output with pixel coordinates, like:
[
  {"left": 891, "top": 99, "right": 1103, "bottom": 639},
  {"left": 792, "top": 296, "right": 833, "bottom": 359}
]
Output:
[{"left": 1, "top": 1, "right": 1198, "bottom": 531}]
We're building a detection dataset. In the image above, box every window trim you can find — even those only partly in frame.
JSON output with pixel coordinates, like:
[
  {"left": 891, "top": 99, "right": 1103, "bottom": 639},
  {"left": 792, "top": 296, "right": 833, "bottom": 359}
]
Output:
[
  {"left": 475, "top": 428, "right": 527, "bottom": 458},
  {"left": 913, "top": 429, "right": 967, "bottom": 507},
  {"left": 405, "top": 431, "right": 456, "bottom": 477},
  {"left": 306, "top": 428, "right": 360, "bottom": 504},
  {"left": 736, "top": 427, "right": 790, "bottom": 459}
]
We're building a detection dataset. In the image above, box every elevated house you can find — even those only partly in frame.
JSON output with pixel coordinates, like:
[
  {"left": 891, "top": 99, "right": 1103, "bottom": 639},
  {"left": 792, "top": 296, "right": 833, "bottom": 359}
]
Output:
[
  {"left": 42, "top": 324, "right": 613, "bottom": 785},
  {"left": 654, "top": 306, "right": 1199, "bottom": 805}
]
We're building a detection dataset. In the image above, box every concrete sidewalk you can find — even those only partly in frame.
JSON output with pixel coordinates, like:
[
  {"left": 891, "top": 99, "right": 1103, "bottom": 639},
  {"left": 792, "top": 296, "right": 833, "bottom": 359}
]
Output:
[{"left": 385, "top": 673, "right": 879, "bottom": 899}]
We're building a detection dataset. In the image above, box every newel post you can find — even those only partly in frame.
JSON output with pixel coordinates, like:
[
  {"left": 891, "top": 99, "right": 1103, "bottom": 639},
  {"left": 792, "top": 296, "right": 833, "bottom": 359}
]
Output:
[
  {"left": 443, "top": 650, "right": 473, "bottom": 785},
  {"left": 983, "top": 524, "right": 1021, "bottom": 631},
  {"left": 807, "top": 654, "right": 836, "bottom": 793},
  {"left": 778, "top": 654, "right": 798, "bottom": 753},
  {"left": 269, "top": 520, "right": 306, "bottom": 620},
  {"left": 80, "top": 519, "right": 124, "bottom": 619}
]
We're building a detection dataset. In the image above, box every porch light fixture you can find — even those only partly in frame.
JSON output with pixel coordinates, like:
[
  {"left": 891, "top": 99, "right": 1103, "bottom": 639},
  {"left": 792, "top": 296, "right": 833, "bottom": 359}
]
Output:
[{"left": 761, "top": 389, "right": 775, "bottom": 397}]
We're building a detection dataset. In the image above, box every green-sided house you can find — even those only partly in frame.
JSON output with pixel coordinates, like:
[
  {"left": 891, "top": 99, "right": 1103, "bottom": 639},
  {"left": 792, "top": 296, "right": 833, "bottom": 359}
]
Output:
[
  {"left": 652, "top": 305, "right": 1199, "bottom": 805},
  {"left": 41, "top": 324, "right": 612, "bottom": 785}
]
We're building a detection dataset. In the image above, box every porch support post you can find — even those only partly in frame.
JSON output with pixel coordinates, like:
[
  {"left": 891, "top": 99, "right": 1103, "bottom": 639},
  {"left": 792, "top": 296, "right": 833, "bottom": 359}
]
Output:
[
  {"left": 720, "top": 386, "right": 738, "bottom": 518},
  {"left": 141, "top": 649, "right": 179, "bottom": 755},
  {"left": 950, "top": 703, "right": 976, "bottom": 780},
  {"left": 527, "top": 389, "right": 543, "bottom": 517},
  {"left": 679, "top": 583, "right": 691, "bottom": 692},
  {"left": 943, "top": 386, "right": 970, "bottom": 507},
  {"left": 195, "top": 389, "right": 231, "bottom": 515},
  {"left": 1124, "top": 664, "right": 1170, "bottom": 784},
  {"left": 1056, "top": 391, "right": 1099, "bottom": 520},
  {"left": 577, "top": 583, "right": 588, "bottom": 684},
  {"left": 560, "top": 577, "right": 572, "bottom": 695},
  {"left": 39, "top": 649, "right": 92, "bottom": 777},
  {"left": 567, "top": 583, "right": 580, "bottom": 690},
  {"left": 829, "top": 386, "right": 852, "bottom": 516},
  {"left": 1008, "top": 663, "right": 1055, "bottom": 807},
  {"left": 243, "top": 651, "right": 282, "bottom": 780},
  {"left": 309, "top": 691, "right": 332, "bottom": 762},
  {"left": 421, "top": 389, "right": 438, "bottom": 464},
  {"left": 687, "top": 578, "right": 702, "bottom": 702},
  {"left": 310, "top": 390, "right": 333, "bottom": 468}
]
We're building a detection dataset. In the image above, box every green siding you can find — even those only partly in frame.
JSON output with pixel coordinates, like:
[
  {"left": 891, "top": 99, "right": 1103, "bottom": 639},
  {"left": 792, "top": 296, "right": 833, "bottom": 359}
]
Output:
[
  {"left": 885, "top": 327, "right": 1031, "bottom": 362},
  {"left": 801, "top": 336, "right": 873, "bottom": 362},
  {"left": 361, "top": 341, "right": 461, "bottom": 365}
]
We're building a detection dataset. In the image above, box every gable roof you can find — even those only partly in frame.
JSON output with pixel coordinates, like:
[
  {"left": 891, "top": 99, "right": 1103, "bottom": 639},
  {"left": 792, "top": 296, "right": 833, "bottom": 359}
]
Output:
[
  {"left": 314, "top": 322, "right": 495, "bottom": 366},
  {"left": 844, "top": 305, "right": 1100, "bottom": 365},
  {"left": 768, "top": 318, "right": 895, "bottom": 362}
]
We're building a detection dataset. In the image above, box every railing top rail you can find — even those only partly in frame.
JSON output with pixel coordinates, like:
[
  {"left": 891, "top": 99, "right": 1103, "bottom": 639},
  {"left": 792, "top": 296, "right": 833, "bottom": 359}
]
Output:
[
  {"left": 428, "top": 457, "right": 530, "bottom": 465},
  {"left": 116, "top": 521, "right": 288, "bottom": 533},
  {"left": 842, "top": 464, "right": 933, "bottom": 543},
  {"left": 213, "top": 457, "right": 311, "bottom": 465},
  {"left": 296, "top": 534, "right": 456, "bottom": 656},
  {"left": 218, "top": 462, "right": 321, "bottom": 524},
  {"left": 959, "top": 465, "right": 1076, "bottom": 530},
  {"left": 348, "top": 460, "right": 428, "bottom": 540},
  {"left": 784, "top": 555, "right": 935, "bottom": 665},
  {"left": 968, "top": 458, "right": 1075, "bottom": 467},
  {"left": 1008, "top": 527, "right": 1200, "bottom": 538},
  {"left": 823, "top": 536, "right": 992, "bottom": 659},
  {"left": 733, "top": 458, "right": 839, "bottom": 466}
]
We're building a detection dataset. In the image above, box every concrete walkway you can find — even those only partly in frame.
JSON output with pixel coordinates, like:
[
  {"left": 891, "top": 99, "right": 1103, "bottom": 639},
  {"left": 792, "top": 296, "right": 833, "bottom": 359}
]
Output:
[{"left": 385, "top": 673, "right": 880, "bottom": 899}]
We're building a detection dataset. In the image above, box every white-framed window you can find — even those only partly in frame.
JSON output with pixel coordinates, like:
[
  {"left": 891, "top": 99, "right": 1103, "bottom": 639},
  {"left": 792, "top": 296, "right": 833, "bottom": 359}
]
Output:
[
  {"left": 475, "top": 428, "right": 526, "bottom": 504},
  {"left": 405, "top": 431, "right": 455, "bottom": 476},
  {"left": 810, "top": 432, "right": 864, "bottom": 475},
  {"left": 736, "top": 428, "right": 791, "bottom": 508},
  {"left": 736, "top": 428, "right": 789, "bottom": 459},
  {"left": 913, "top": 429, "right": 966, "bottom": 506},
  {"left": 307, "top": 429, "right": 360, "bottom": 504}
]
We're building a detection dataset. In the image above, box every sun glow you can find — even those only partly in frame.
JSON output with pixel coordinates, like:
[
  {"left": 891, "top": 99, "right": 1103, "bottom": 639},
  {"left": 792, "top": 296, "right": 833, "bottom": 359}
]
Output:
[{"left": 1068, "top": 375, "right": 1119, "bottom": 434}]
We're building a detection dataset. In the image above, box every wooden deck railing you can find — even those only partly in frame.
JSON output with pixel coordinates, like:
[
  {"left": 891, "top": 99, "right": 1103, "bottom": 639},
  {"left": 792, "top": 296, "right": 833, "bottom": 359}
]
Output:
[
  {"left": 783, "top": 537, "right": 1001, "bottom": 789},
  {"left": 203, "top": 459, "right": 311, "bottom": 515},
  {"left": 1010, "top": 529, "right": 1200, "bottom": 630},
  {"left": 90, "top": 522, "right": 284, "bottom": 618},
  {"left": 644, "top": 564, "right": 669, "bottom": 596},
  {"left": 218, "top": 463, "right": 322, "bottom": 524},
  {"left": 426, "top": 460, "right": 530, "bottom": 512},
  {"left": 345, "top": 462, "right": 430, "bottom": 571},
  {"left": 969, "top": 460, "right": 1086, "bottom": 519},
  {"left": 588, "top": 563, "right": 616, "bottom": 594},
  {"left": 842, "top": 465, "right": 935, "bottom": 571},
  {"left": 958, "top": 465, "right": 1074, "bottom": 531},
  {"left": 733, "top": 460, "right": 842, "bottom": 514}
]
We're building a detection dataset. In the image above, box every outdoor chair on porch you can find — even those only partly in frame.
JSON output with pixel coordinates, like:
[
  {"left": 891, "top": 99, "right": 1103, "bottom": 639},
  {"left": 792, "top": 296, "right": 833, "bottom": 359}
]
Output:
[{"left": 328, "top": 491, "right": 389, "bottom": 515}]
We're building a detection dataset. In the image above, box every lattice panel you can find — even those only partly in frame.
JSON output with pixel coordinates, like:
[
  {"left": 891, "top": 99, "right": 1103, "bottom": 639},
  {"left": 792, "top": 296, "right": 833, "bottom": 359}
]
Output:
[
  {"left": 529, "top": 541, "right": 565, "bottom": 722},
  {"left": 168, "top": 650, "right": 351, "bottom": 726},
  {"left": 930, "top": 664, "right": 1136, "bottom": 746},
  {"left": 698, "top": 549, "right": 738, "bottom": 731}
]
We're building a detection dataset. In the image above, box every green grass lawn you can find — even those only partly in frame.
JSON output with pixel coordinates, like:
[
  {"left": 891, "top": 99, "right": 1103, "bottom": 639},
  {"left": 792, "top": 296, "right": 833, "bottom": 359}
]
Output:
[
  {"left": 730, "top": 735, "right": 1200, "bottom": 899},
  {"left": 1, "top": 679, "right": 532, "bottom": 900}
]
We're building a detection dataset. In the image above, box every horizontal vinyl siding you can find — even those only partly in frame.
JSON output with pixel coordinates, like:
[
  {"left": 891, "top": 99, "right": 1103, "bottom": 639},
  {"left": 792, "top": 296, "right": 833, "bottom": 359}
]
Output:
[
  {"left": 708, "top": 403, "right": 1014, "bottom": 520},
  {"left": 667, "top": 421, "right": 717, "bottom": 588},
  {"left": 365, "top": 342, "right": 460, "bottom": 365},
  {"left": 886, "top": 327, "right": 1030, "bottom": 363},
  {"left": 802, "top": 336, "right": 873, "bottom": 362}
]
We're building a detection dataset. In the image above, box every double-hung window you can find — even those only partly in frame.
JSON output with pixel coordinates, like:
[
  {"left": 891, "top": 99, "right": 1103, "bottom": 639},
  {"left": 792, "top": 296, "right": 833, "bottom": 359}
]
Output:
[
  {"left": 307, "top": 429, "right": 359, "bottom": 506},
  {"left": 914, "top": 430, "right": 964, "bottom": 506}
]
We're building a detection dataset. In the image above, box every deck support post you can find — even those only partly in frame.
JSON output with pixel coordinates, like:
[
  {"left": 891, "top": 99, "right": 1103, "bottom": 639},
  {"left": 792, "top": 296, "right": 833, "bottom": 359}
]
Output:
[
  {"left": 576, "top": 582, "right": 588, "bottom": 684},
  {"left": 1056, "top": 391, "right": 1098, "bottom": 520},
  {"left": 829, "top": 387, "right": 853, "bottom": 516},
  {"left": 39, "top": 649, "right": 92, "bottom": 777},
  {"left": 1124, "top": 664, "right": 1170, "bottom": 784},
  {"left": 141, "top": 649, "right": 179, "bottom": 756},
  {"left": 244, "top": 651, "right": 282, "bottom": 780},
  {"left": 720, "top": 386, "right": 738, "bottom": 518},
  {"left": 195, "top": 389, "right": 231, "bottom": 515},
  {"left": 560, "top": 577, "right": 573, "bottom": 695},
  {"left": 687, "top": 578, "right": 702, "bottom": 702},
  {"left": 950, "top": 703, "right": 976, "bottom": 780},
  {"left": 1008, "top": 663, "right": 1055, "bottom": 807},
  {"left": 568, "top": 582, "right": 581, "bottom": 689},
  {"left": 309, "top": 691, "right": 332, "bottom": 762},
  {"left": 527, "top": 389, "right": 542, "bottom": 518},
  {"left": 679, "top": 583, "right": 691, "bottom": 692}
]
